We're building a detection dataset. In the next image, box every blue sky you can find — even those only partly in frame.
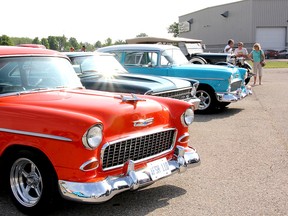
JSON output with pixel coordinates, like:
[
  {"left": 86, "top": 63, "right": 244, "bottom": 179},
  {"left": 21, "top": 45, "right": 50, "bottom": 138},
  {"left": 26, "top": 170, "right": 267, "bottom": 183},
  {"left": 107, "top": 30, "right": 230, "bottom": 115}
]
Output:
[{"left": 1, "top": 0, "right": 241, "bottom": 43}]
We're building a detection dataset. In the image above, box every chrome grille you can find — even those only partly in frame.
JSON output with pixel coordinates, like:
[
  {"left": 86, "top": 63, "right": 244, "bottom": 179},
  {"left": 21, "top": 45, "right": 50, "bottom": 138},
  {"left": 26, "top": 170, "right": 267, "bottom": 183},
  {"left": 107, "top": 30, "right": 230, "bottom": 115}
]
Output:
[
  {"left": 102, "top": 129, "right": 176, "bottom": 170},
  {"left": 231, "top": 80, "right": 242, "bottom": 92},
  {"left": 151, "top": 87, "right": 192, "bottom": 100}
]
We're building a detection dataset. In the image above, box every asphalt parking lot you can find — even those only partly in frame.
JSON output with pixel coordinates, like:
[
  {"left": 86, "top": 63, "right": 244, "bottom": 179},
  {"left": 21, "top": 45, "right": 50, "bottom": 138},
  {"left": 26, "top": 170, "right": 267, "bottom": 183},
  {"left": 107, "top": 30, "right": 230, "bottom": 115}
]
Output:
[{"left": 1, "top": 68, "right": 287, "bottom": 216}]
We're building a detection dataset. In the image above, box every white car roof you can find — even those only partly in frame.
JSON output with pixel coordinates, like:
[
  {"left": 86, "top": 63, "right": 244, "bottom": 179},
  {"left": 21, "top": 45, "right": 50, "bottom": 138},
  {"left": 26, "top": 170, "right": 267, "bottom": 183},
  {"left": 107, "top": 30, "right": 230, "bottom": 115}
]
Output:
[{"left": 97, "top": 44, "right": 179, "bottom": 52}]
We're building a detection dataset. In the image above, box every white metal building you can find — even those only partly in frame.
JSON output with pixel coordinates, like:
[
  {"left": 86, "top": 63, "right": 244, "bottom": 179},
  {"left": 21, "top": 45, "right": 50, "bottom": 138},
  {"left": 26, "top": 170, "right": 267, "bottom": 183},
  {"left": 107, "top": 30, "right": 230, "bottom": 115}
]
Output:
[{"left": 178, "top": 0, "right": 288, "bottom": 52}]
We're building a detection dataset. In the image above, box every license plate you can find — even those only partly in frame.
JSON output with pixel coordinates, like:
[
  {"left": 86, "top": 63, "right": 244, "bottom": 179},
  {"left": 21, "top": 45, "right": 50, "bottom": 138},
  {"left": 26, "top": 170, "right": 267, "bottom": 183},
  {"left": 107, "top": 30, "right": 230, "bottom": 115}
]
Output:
[{"left": 147, "top": 158, "right": 171, "bottom": 181}]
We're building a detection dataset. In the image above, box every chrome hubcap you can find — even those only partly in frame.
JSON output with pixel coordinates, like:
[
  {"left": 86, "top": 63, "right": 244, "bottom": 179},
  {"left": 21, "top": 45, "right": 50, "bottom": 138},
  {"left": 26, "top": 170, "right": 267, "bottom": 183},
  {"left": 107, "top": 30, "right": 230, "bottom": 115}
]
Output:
[
  {"left": 10, "top": 158, "right": 43, "bottom": 207},
  {"left": 196, "top": 90, "right": 211, "bottom": 110}
]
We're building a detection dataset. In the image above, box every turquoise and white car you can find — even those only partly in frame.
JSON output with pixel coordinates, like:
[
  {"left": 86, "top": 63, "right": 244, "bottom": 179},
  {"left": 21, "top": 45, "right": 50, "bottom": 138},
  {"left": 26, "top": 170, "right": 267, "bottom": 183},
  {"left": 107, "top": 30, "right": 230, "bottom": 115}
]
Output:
[{"left": 98, "top": 44, "right": 252, "bottom": 113}]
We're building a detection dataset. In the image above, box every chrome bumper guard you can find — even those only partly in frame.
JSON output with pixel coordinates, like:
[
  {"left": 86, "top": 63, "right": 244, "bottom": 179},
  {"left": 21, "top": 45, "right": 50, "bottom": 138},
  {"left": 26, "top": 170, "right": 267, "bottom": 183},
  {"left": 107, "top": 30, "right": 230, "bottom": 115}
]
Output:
[
  {"left": 216, "top": 86, "right": 252, "bottom": 102},
  {"left": 59, "top": 146, "right": 200, "bottom": 203},
  {"left": 186, "top": 98, "right": 201, "bottom": 110}
]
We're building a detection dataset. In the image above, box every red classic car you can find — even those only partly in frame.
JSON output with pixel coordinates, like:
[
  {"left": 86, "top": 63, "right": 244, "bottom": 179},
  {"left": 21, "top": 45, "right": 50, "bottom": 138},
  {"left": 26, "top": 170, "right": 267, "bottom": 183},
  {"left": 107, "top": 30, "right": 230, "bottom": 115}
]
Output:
[
  {"left": 0, "top": 46, "right": 200, "bottom": 215},
  {"left": 264, "top": 49, "right": 279, "bottom": 59}
]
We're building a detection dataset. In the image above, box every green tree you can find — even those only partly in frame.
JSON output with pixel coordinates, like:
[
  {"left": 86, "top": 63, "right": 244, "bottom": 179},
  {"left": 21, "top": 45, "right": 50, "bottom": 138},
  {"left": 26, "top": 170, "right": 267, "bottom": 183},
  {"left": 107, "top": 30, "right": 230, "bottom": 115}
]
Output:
[
  {"left": 69, "top": 37, "right": 79, "bottom": 51},
  {"left": 10, "top": 37, "right": 32, "bottom": 45},
  {"left": 103, "top": 38, "right": 112, "bottom": 47},
  {"left": 114, "top": 40, "right": 126, "bottom": 45},
  {"left": 32, "top": 37, "right": 40, "bottom": 44},
  {"left": 56, "top": 35, "right": 67, "bottom": 51},
  {"left": 167, "top": 22, "right": 179, "bottom": 37},
  {"left": 136, "top": 33, "right": 148, "bottom": 37},
  {"left": 0, "top": 35, "right": 13, "bottom": 45},
  {"left": 94, "top": 41, "right": 102, "bottom": 49},
  {"left": 47, "top": 36, "right": 59, "bottom": 50},
  {"left": 41, "top": 38, "right": 49, "bottom": 49},
  {"left": 85, "top": 44, "right": 95, "bottom": 51}
]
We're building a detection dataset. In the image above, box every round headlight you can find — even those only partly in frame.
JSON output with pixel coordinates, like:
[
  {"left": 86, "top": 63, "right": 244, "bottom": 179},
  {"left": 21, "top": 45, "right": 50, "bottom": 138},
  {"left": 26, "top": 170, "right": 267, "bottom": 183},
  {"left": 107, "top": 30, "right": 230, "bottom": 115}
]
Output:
[
  {"left": 82, "top": 125, "right": 103, "bottom": 150},
  {"left": 182, "top": 108, "right": 194, "bottom": 126}
]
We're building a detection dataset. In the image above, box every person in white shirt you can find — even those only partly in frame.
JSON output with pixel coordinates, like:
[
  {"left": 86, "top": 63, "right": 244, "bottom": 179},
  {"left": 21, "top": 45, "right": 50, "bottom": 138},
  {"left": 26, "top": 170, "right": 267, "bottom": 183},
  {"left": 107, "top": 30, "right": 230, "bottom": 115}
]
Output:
[
  {"left": 234, "top": 42, "right": 248, "bottom": 65},
  {"left": 234, "top": 42, "right": 248, "bottom": 58},
  {"left": 224, "top": 39, "right": 234, "bottom": 53}
]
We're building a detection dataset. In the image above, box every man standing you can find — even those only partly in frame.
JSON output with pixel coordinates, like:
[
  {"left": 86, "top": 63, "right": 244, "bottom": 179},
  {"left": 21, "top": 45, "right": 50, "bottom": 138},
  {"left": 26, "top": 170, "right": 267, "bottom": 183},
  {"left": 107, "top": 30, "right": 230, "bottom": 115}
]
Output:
[{"left": 224, "top": 39, "right": 234, "bottom": 53}]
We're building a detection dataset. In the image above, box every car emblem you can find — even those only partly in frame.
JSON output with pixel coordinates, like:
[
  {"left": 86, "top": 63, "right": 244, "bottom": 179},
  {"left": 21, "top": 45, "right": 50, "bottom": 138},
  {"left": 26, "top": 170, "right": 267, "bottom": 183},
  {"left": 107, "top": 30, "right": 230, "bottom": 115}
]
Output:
[{"left": 133, "top": 118, "right": 154, "bottom": 127}]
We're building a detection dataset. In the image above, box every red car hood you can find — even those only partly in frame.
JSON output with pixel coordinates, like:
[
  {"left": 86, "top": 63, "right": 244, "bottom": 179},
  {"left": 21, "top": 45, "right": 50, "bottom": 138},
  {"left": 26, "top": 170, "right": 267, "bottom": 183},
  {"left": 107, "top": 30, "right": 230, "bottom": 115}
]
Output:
[{"left": 1, "top": 89, "right": 172, "bottom": 138}]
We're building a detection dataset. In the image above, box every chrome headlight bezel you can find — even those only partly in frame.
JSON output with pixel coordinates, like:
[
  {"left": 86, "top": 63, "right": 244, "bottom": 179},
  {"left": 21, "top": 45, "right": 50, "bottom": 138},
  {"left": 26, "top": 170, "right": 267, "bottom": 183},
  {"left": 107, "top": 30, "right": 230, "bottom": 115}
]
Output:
[
  {"left": 82, "top": 124, "right": 103, "bottom": 150},
  {"left": 228, "top": 74, "right": 233, "bottom": 84},
  {"left": 181, "top": 108, "right": 194, "bottom": 127}
]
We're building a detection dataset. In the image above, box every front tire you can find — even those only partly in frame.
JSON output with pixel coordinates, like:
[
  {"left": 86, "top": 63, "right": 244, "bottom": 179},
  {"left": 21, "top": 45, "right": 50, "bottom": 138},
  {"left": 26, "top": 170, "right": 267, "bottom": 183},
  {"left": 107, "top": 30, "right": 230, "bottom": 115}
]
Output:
[
  {"left": 7, "top": 150, "right": 58, "bottom": 215},
  {"left": 195, "top": 86, "right": 217, "bottom": 113}
]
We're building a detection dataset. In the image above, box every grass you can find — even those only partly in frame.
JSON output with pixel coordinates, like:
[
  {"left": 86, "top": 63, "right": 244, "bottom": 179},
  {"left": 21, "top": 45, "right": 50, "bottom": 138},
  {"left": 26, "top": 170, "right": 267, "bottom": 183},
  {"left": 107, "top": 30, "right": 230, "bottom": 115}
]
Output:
[{"left": 247, "top": 60, "right": 288, "bottom": 68}]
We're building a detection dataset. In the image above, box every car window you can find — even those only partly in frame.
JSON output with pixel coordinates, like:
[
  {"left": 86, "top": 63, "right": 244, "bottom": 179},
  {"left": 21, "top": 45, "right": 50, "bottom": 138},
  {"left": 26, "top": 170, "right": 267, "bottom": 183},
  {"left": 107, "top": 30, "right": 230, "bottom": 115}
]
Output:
[
  {"left": 161, "top": 48, "right": 189, "bottom": 65},
  {"left": 124, "top": 51, "right": 158, "bottom": 67},
  {"left": 0, "top": 57, "right": 82, "bottom": 94},
  {"left": 79, "top": 55, "right": 128, "bottom": 75},
  {"left": 111, "top": 52, "right": 123, "bottom": 62}
]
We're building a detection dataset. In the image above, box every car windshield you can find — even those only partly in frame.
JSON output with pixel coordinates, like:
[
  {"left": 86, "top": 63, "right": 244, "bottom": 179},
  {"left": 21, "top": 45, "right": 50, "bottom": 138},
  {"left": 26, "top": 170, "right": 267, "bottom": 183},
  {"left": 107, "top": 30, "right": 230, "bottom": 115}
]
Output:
[
  {"left": 72, "top": 55, "right": 128, "bottom": 76},
  {"left": 161, "top": 48, "right": 190, "bottom": 65},
  {"left": 0, "top": 56, "right": 83, "bottom": 95}
]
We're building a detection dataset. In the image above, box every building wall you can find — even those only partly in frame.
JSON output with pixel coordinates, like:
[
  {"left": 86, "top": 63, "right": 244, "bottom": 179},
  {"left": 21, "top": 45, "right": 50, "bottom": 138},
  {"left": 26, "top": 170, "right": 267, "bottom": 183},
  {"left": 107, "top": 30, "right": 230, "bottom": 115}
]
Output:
[{"left": 179, "top": 0, "right": 288, "bottom": 52}]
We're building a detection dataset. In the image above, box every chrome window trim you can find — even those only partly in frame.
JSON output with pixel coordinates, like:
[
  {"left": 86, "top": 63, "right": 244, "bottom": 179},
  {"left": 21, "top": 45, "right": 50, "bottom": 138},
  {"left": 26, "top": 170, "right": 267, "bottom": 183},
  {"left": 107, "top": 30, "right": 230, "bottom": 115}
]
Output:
[{"left": 0, "top": 128, "right": 72, "bottom": 142}]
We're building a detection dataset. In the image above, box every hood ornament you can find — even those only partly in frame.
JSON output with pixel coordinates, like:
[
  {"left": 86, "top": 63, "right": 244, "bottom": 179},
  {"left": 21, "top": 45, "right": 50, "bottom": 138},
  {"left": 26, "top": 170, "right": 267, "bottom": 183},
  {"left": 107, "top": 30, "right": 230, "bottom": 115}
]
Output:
[{"left": 115, "top": 94, "right": 146, "bottom": 103}]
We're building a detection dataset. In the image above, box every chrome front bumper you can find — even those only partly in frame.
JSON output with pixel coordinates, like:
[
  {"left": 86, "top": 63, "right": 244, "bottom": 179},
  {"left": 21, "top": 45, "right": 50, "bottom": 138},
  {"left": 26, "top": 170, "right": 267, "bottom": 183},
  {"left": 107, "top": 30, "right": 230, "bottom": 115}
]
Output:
[
  {"left": 59, "top": 146, "right": 200, "bottom": 203},
  {"left": 216, "top": 86, "right": 252, "bottom": 102}
]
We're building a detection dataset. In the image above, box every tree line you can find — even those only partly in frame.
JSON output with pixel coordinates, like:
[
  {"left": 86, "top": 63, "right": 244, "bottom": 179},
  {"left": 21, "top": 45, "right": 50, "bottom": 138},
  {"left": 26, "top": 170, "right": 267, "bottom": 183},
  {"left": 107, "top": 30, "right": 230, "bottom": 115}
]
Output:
[
  {"left": 0, "top": 34, "right": 126, "bottom": 51},
  {"left": 0, "top": 23, "right": 179, "bottom": 51}
]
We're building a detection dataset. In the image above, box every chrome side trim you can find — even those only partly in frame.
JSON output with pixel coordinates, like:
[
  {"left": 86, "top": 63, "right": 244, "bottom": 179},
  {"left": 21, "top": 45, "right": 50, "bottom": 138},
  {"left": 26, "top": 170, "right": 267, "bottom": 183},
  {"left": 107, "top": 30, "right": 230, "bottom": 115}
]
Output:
[
  {"left": 193, "top": 77, "right": 225, "bottom": 81},
  {"left": 0, "top": 128, "right": 72, "bottom": 142}
]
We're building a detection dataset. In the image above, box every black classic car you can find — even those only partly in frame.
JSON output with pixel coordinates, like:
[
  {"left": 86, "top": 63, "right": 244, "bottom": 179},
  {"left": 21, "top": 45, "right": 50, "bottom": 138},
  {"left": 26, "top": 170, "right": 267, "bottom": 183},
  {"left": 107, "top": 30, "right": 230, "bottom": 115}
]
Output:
[{"left": 65, "top": 52, "right": 200, "bottom": 109}]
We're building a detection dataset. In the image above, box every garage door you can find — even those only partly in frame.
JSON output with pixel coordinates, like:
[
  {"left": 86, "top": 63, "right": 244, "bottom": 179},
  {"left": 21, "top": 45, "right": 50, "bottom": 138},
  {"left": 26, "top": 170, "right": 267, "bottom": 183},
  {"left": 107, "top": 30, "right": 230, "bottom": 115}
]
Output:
[{"left": 256, "top": 27, "right": 286, "bottom": 50}]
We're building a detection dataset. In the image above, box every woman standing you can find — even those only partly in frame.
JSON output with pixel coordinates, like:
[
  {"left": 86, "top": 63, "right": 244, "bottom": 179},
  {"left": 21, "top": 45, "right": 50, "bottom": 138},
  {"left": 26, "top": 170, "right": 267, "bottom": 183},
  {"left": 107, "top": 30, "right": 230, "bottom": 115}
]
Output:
[{"left": 248, "top": 43, "right": 265, "bottom": 85}]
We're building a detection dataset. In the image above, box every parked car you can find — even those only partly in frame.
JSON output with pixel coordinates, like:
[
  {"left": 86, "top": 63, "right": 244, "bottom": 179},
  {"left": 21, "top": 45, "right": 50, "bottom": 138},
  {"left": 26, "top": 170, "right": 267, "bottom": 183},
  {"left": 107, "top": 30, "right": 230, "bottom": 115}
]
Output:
[
  {"left": 98, "top": 44, "right": 252, "bottom": 113},
  {"left": 264, "top": 49, "right": 279, "bottom": 59},
  {"left": 65, "top": 51, "right": 200, "bottom": 110},
  {"left": 278, "top": 49, "right": 288, "bottom": 59},
  {"left": 0, "top": 46, "right": 200, "bottom": 215},
  {"left": 126, "top": 36, "right": 254, "bottom": 85}
]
